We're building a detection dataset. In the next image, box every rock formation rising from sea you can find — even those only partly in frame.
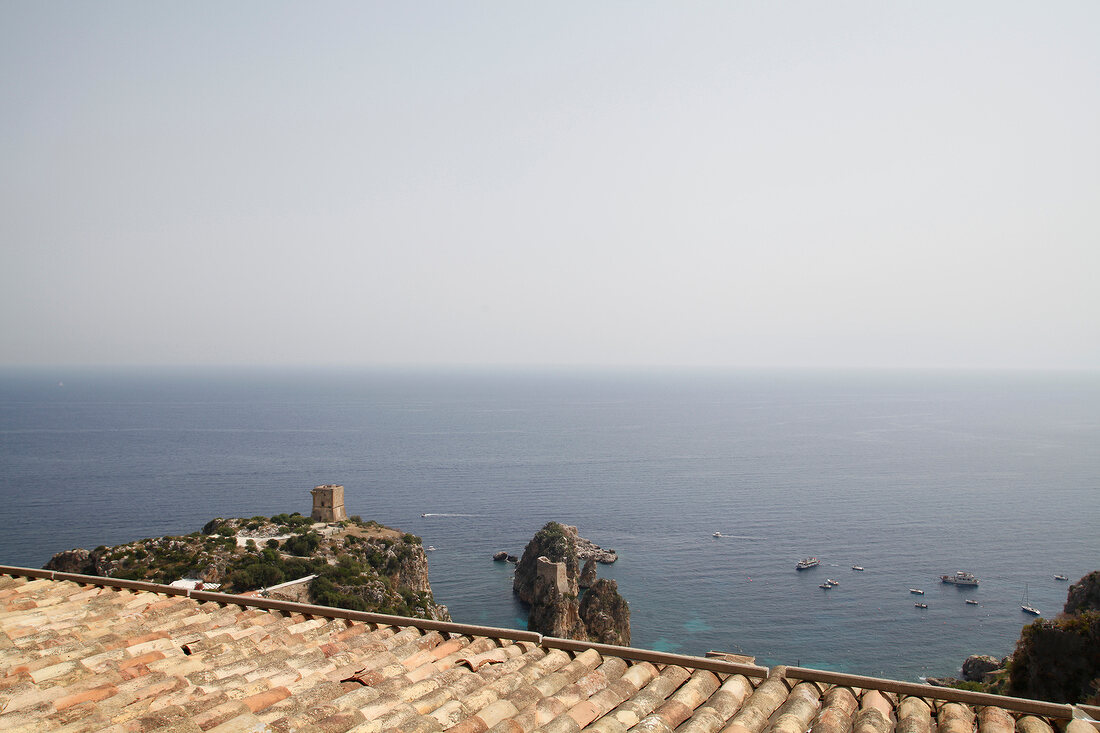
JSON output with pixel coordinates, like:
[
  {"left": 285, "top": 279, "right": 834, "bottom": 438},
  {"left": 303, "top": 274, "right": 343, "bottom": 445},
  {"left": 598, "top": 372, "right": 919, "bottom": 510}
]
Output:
[{"left": 512, "top": 522, "right": 630, "bottom": 645}]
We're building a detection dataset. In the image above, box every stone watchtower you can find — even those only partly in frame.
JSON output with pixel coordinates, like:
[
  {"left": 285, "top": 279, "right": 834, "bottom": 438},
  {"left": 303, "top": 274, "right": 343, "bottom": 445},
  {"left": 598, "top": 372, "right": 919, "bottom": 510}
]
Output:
[{"left": 310, "top": 484, "right": 347, "bottom": 522}]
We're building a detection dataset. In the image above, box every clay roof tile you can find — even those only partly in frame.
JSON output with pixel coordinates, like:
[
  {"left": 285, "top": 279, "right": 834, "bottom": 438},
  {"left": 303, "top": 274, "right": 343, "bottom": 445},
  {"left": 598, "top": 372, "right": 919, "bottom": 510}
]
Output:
[{"left": 0, "top": 570, "right": 1083, "bottom": 733}]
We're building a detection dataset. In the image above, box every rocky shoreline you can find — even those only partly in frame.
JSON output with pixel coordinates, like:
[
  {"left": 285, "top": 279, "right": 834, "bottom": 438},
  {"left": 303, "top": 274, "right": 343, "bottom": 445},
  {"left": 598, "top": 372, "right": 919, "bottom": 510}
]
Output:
[
  {"left": 575, "top": 535, "right": 618, "bottom": 564},
  {"left": 924, "top": 654, "right": 1007, "bottom": 689}
]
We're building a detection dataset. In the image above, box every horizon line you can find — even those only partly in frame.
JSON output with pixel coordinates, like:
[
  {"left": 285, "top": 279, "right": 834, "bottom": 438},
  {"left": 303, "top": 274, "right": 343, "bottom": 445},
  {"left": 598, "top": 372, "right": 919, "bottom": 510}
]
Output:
[{"left": 1, "top": 362, "right": 1098, "bottom": 374}]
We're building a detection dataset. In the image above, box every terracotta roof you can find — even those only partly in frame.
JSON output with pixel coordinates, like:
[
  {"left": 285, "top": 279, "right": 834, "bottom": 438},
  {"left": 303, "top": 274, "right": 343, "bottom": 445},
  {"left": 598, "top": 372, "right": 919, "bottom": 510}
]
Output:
[{"left": 2, "top": 565, "right": 1098, "bottom": 733}]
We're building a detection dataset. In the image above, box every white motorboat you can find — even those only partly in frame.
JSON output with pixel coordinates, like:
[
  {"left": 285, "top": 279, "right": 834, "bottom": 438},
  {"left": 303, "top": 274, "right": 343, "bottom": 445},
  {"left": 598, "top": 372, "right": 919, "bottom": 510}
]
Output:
[{"left": 940, "top": 571, "right": 980, "bottom": 586}]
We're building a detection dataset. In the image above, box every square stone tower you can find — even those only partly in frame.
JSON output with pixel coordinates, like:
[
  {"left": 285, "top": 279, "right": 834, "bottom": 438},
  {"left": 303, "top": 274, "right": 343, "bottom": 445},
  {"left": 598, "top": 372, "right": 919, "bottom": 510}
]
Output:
[{"left": 310, "top": 484, "right": 347, "bottom": 522}]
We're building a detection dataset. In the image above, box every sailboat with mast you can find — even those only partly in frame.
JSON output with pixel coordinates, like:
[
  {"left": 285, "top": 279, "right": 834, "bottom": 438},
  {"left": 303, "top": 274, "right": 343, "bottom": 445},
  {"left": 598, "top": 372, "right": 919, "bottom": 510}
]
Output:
[{"left": 1021, "top": 584, "right": 1041, "bottom": 616}]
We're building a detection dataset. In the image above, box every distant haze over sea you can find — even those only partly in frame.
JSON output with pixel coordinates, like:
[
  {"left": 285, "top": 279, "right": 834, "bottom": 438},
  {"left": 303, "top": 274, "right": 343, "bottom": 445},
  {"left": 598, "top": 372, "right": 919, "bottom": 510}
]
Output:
[{"left": 1, "top": 366, "right": 1097, "bottom": 682}]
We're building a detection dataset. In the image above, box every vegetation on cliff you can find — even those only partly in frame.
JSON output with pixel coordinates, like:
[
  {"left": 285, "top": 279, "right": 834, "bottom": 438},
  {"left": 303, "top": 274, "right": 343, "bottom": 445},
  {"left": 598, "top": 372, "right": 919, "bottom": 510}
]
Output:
[
  {"left": 1007, "top": 610, "right": 1100, "bottom": 703},
  {"left": 1005, "top": 571, "right": 1100, "bottom": 704},
  {"left": 1065, "top": 570, "right": 1100, "bottom": 615},
  {"left": 943, "top": 571, "right": 1100, "bottom": 704},
  {"left": 44, "top": 513, "right": 449, "bottom": 621}
]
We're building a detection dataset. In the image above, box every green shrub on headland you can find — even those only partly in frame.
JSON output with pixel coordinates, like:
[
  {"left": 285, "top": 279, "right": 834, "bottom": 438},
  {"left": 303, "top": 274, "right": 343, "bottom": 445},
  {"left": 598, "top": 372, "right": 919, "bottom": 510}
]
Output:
[
  {"left": 532, "top": 521, "right": 578, "bottom": 573},
  {"left": 283, "top": 532, "right": 321, "bottom": 556},
  {"left": 955, "top": 571, "right": 1100, "bottom": 705},
  {"left": 47, "top": 513, "right": 449, "bottom": 622},
  {"left": 1008, "top": 609, "right": 1100, "bottom": 704}
]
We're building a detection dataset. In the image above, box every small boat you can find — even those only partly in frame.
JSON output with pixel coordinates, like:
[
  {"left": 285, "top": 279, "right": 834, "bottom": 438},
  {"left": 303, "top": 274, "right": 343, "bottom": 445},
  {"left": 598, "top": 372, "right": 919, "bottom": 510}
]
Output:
[
  {"left": 1021, "top": 584, "right": 1040, "bottom": 615},
  {"left": 965, "top": 599, "right": 979, "bottom": 605},
  {"left": 819, "top": 582, "right": 833, "bottom": 589},
  {"left": 713, "top": 532, "right": 722, "bottom": 538},
  {"left": 826, "top": 578, "right": 839, "bottom": 586},
  {"left": 1054, "top": 574, "right": 1068, "bottom": 581},
  {"left": 796, "top": 557, "right": 820, "bottom": 570},
  {"left": 915, "top": 602, "right": 928, "bottom": 609},
  {"left": 910, "top": 588, "right": 924, "bottom": 595},
  {"left": 851, "top": 565, "right": 865, "bottom": 571},
  {"left": 426, "top": 546, "right": 436, "bottom": 552},
  {"left": 941, "top": 570, "right": 980, "bottom": 586}
]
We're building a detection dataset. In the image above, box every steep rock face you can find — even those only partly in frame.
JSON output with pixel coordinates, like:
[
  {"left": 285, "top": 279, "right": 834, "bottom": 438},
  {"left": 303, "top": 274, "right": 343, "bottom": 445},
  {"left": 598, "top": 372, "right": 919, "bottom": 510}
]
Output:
[
  {"left": 527, "top": 557, "right": 586, "bottom": 639},
  {"left": 513, "top": 522, "right": 630, "bottom": 644},
  {"left": 391, "top": 543, "right": 431, "bottom": 594},
  {"left": 579, "top": 578, "right": 631, "bottom": 646},
  {"left": 1008, "top": 611, "right": 1100, "bottom": 703},
  {"left": 579, "top": 557, "right": 597, "bottom": 589},
  {"left": 43, "top": 548, "right": 97, "bottom": 575},
  {"left": 1065, "top": 571, "right": 1100, "bottom": 615},
  {"left": 1005, "top": 570, "right": 1100, "bottom": 704}
]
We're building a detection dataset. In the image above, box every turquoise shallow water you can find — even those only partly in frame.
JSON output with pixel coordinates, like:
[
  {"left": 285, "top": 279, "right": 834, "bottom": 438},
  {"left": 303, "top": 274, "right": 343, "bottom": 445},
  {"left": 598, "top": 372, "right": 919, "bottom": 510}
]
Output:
[{"left": 1, "top": 366, "right": 1097, "bottom": 682}]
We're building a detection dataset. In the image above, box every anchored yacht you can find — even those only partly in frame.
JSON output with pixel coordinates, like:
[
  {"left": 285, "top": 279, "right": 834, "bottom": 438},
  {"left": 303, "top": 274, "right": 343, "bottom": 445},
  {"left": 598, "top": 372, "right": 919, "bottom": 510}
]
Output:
[
  {"left": 1021, "top": 584, "right": 1040, "bottom": 615},
  {"left": 940, "top": 571, "right": 980, "bottom": 586}
]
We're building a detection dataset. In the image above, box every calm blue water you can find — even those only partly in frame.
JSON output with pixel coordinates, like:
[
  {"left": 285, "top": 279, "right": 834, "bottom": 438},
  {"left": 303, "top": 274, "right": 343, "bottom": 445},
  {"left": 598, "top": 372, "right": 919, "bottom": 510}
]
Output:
[{"left": 1, "top": 366, "right": 1097, "bottom": 682}]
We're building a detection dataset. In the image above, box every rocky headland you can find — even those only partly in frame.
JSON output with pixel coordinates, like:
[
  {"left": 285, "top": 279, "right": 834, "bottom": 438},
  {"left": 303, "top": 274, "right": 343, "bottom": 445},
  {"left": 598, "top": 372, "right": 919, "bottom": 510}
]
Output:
[
  {"left": 510, "top": 522, "right": 630, "bottom": 645},
  {"left": 44, "top": 512, "right": 449, "bottom": 621},
  {"left": 939, "top": 570, "right": 1100, "bottom": 704}
]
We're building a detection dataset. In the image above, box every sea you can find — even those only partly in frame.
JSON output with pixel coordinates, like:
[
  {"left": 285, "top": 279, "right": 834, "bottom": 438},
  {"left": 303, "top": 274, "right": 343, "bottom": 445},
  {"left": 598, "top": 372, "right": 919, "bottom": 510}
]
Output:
[{"left": 1, "top": 366, "right": 1097, "bottom": 683}]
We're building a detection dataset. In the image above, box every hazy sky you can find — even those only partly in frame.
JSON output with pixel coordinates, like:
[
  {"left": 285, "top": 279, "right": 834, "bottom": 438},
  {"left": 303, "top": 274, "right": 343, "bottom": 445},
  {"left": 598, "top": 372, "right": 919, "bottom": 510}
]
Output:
[{"left": 2, "top": 2, "right": 1098, "bottom": 369}]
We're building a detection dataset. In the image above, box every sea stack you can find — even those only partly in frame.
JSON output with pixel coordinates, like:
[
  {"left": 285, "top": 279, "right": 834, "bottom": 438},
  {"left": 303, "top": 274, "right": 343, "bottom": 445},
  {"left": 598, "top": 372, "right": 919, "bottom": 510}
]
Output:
[{"left": 512, "top": 522, "right": 630, "bottom": 644}]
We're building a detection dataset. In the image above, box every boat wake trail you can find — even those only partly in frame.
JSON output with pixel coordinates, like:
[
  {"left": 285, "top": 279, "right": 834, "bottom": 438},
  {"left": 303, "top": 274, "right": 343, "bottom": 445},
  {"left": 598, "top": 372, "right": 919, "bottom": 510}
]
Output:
[{"left": 421, "top": 513, "right": 479, "bottom": 518}]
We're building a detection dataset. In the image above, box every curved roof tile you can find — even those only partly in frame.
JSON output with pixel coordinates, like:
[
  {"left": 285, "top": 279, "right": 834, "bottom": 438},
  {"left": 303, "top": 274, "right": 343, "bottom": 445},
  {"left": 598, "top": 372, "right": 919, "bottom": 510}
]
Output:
[{"left": 1, "top": 566, "right": 1097, "bottom": 733}]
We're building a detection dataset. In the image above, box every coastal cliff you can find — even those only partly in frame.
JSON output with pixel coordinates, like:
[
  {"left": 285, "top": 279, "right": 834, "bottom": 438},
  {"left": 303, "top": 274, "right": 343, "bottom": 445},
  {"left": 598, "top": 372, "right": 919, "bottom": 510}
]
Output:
[
  {"left": 579, "top": 578, "right": 631, "bottom": 646},
  {"left": 1006, "top": 571, "right": 1100, "bottom": 703},
  {"left": 512, "top": 522, "right": 630, "bottom": 644},
  {"left": 942, "top": 571, "right": 1100, "bottom": 704},
  {"left": 526, "top": 555, "right": 586, "bottom": 640},
  {"left": 44, "top": 513, "right": 449, "bottom": 621}
]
